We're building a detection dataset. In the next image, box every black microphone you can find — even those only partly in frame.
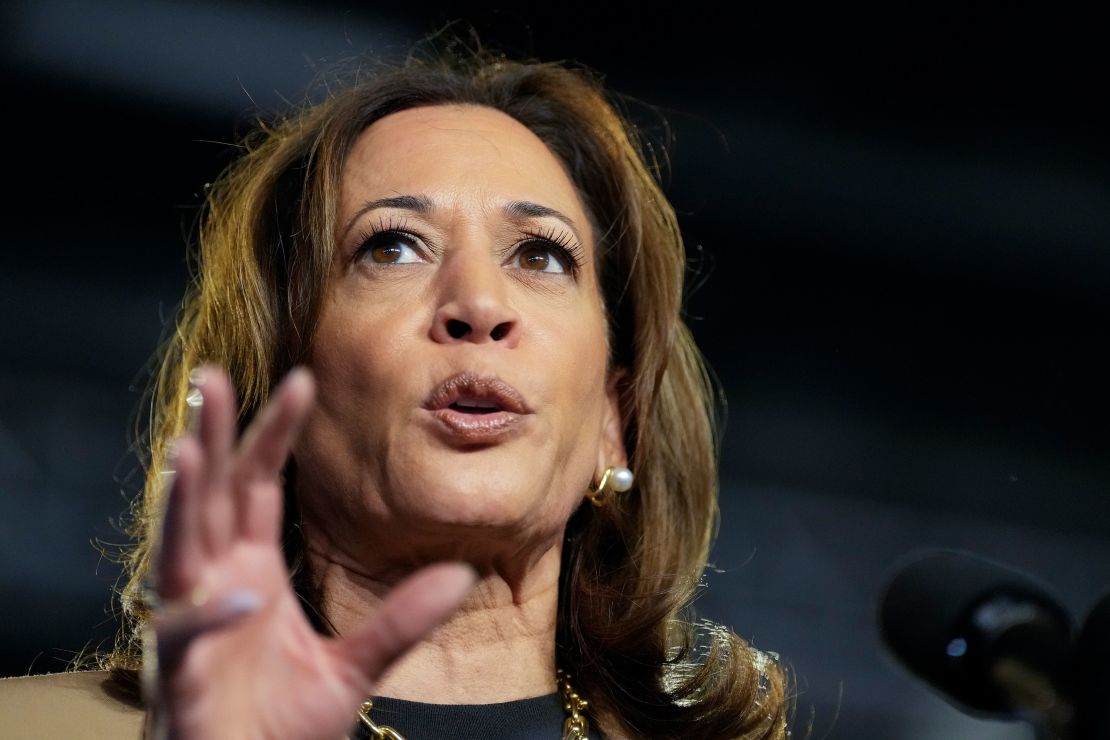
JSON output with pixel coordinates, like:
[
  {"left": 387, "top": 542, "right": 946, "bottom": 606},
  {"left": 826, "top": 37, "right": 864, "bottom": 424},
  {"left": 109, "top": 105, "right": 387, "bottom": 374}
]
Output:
[
  {"left": 878, "top": 550, "right": 1075, "bottom": 738},
  {"left": 1073, "top": 592, "right": 1110, "bottom": 740}
]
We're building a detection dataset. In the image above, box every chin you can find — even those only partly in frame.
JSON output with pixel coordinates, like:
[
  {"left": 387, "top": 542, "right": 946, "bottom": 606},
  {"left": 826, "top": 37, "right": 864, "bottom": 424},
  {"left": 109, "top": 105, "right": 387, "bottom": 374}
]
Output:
[
  {"left": 405, "top": 474, "right": 533, "bottom": 526},
  {"left": 384, "top": 446, "right": 563, "bottom": 535}
]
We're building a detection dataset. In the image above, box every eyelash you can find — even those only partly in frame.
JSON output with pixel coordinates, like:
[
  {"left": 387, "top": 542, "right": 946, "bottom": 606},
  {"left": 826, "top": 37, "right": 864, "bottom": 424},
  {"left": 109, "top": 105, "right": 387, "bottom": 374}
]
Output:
[
  {"left": 351, "top": 218, "right": 586, "bottom": 277},
  {"left": 352, "top": 215, "right": 423, "bottom": 260},
  {"left": 514, "top": 224, "right": 585, "bottom": 276}
]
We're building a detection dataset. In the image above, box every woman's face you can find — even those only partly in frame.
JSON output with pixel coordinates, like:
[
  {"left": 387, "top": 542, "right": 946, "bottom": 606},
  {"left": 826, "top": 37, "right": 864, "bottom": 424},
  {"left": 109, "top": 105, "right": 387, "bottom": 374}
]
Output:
[{"left": 294, "top": 104, "right": 626, "bottom": 564}]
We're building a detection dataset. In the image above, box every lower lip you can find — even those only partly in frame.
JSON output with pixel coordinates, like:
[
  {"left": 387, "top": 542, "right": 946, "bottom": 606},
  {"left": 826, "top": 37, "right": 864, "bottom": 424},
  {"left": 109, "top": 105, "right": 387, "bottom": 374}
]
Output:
[{"left": 428, "top": 408, "right": 524, "bottom": 444}]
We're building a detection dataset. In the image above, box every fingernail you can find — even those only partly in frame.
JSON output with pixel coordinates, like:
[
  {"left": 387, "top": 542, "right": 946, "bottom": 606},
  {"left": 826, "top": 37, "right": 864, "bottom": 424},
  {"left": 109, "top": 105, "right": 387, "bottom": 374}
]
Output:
[
  {"left": 188, "top": 366, "right": 208, "bottom": 387},
  {"left": 220, "top": 590, "right": 262, "bottom": 616},
  {"left": 455, "top": 562, "right": 479, "bottom": 582},
  {"left": 186, "top": 369, "right": 205, "bottom": 432},
  {"left": 445, "top": 562, "right": 480, "bottom": 591},
  {"left": 285, "top": 366, "right": 310, "bottom": 387}
]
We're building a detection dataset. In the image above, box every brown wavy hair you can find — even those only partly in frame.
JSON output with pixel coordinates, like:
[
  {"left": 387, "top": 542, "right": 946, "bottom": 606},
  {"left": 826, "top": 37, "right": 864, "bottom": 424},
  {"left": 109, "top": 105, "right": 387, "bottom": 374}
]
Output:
[{"left": 104, "top": 39, "right": 790, "bottom": 739}]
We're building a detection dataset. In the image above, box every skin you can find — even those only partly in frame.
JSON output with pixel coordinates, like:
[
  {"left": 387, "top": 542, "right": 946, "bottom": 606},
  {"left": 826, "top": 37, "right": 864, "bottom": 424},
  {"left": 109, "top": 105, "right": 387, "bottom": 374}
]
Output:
[{"left": 153, "top": 104, "right": 627, "bottom": 738}]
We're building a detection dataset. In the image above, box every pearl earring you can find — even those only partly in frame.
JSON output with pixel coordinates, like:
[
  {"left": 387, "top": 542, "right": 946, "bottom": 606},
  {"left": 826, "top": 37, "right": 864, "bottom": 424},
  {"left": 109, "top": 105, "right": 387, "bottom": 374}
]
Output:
[{"left": 587, "top": 466, "right": 634, "bottom": 506}]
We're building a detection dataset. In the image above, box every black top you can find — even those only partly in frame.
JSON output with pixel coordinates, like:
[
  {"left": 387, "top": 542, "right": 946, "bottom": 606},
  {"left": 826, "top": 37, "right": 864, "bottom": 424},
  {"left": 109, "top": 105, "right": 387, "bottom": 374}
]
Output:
[{"left": 350, "top": 692, "right": 603, "bottom": 739}]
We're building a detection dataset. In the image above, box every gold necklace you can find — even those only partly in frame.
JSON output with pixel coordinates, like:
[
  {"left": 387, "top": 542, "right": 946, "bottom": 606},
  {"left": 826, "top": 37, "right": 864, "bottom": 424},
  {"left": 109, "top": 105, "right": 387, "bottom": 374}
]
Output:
[{"left": 355, "top": 669, "right": 590, "bottom": 740}]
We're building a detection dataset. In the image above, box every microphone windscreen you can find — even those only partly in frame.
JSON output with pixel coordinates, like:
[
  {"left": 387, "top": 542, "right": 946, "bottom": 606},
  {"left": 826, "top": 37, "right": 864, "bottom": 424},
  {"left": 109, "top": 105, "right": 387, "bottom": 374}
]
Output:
[{"left": 878, "top": 549, "right": 1072, "bottom": 715}]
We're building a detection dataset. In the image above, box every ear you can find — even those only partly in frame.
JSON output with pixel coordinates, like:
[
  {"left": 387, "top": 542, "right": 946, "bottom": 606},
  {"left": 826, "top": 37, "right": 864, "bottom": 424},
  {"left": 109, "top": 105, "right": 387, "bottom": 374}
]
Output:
[{"left": 596, "top": 368, "right": 629, "bottom": 477}]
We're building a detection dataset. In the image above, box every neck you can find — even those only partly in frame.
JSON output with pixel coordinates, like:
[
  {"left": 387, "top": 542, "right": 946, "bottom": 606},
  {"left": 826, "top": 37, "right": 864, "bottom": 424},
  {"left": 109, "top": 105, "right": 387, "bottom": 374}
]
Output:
[{"left": 307, "top": 537, "right": 564, "bottom": 704}]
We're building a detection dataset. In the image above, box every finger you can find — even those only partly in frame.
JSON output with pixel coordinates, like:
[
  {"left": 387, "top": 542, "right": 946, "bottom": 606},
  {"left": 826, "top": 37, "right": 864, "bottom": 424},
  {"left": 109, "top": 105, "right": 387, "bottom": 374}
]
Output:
[
  {"left": 336, "top": 563, "right": 477, "bottom": 688},
  {"left": 153, "top": 590, "right": 263, "bottom": 673},
  {"left": 192, "top": 365, "right": 237, "bottom": 553},
  {"left": 155, "top": 436, "right": 206, "bottom": 599},
  {"left": 233, "top": 367, "right": 315, "bottom": 542}
]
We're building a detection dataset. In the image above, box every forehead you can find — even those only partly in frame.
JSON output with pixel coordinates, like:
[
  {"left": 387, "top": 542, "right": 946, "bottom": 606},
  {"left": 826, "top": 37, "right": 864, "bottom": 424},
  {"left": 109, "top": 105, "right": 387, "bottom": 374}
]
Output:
[{"left": 339, "top": 104, "right": 588, "bottom": 225}]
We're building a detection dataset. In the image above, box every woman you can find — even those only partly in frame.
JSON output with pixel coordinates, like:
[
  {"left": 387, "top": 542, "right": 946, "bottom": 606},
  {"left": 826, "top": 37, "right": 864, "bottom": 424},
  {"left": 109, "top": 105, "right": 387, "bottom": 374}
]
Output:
[{"left": 2, "top": 45, "right": 789, "bottom": 739}]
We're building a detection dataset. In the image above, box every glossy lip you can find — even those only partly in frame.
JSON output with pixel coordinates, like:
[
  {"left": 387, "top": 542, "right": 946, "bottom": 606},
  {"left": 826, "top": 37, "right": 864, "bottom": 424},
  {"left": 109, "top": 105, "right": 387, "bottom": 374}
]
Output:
[{"left": 422, "top": 372, "right": 532, "bottom": 444}]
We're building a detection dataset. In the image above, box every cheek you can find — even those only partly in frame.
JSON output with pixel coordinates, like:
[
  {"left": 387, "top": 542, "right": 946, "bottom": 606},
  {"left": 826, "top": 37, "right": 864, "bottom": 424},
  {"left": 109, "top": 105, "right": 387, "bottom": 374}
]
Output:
[
  {"left": 313, "top": 316, "right": 385, "bottom": 403},
  {"left": 530, "top": 306, "right": 610, "bottom": 447},
  {"left": 544, "top": 295, "right": 608, "bottom": 384},
  {"left": 314, "top": 281, "right": 425, "bottom": 380},
  {"left": 302, "top": 292, "right": 420, "bottom": 447}
]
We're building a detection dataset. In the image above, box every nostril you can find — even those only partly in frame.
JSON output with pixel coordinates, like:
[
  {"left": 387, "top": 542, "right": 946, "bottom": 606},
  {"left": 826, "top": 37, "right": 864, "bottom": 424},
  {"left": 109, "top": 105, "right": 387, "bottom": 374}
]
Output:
[
  {"left": 447, "top": 319, "right": 470, "bottom": 339},
  {"left": 490, "top": 322, "right": 512, "bottom": 341}
]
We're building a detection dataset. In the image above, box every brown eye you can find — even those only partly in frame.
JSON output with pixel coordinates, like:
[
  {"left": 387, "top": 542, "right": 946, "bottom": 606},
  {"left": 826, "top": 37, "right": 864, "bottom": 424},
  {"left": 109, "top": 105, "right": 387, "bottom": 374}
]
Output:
[
  {"left": 359, "top": 232, "right": 423, "bottom": 264},
  {"left": 516, "top": 244, "right": 566, "bottom": 274},
  {"left": 371, "top": 244, "right": 402, "bottom": 263}
]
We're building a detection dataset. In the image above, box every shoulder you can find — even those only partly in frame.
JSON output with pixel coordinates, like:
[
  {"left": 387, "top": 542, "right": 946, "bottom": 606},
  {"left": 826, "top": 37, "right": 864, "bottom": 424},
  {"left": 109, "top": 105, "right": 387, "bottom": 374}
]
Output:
[{"left": 0, "top": 670, "right": 146, "bottom": 739}]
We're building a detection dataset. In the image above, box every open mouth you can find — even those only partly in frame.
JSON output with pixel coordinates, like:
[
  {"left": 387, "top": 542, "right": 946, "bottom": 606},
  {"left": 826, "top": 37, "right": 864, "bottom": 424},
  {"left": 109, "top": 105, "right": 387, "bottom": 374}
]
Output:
[
  {"left": 423, "top": 372, "right": 530, "bottom": 442},
  {"left": 424, "top": 372, "right": 529, "bottom": 415},
  {"left": 448, "top": 397, "right": 503, "bottom": 414}
]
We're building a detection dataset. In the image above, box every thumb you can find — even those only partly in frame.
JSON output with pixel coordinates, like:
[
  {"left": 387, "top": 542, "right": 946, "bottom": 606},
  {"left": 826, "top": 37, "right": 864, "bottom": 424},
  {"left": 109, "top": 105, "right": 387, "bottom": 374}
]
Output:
[{"left": 336, "top": 562, "right": 477, "bottom": 688}]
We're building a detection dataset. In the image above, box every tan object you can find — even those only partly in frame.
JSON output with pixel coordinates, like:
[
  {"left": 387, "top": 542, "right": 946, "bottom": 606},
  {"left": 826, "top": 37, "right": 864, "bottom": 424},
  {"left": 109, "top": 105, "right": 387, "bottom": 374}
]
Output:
[{"left": 0, "top": 670, "right": 144, "bottom": 739}]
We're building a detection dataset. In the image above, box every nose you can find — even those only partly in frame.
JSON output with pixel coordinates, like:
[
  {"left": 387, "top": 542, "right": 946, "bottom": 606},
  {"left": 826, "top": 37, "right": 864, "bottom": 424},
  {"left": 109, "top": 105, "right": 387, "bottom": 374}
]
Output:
[{"left": 430, "top": 253, "right": 521, "bottom": 347}]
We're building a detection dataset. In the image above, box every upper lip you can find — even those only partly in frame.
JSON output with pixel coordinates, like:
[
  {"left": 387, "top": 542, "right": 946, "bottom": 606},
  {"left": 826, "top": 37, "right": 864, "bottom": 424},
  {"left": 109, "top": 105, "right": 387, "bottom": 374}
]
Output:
[{"left": 422, "top": 372, "right": 530, "bottom": 414}]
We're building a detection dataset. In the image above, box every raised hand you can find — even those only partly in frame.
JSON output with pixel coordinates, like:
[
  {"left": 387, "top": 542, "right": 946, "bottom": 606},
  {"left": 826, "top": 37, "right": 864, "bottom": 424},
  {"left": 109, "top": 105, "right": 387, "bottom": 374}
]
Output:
[{"left": 148, "top": 365, "right": 475, "bottom": 740}]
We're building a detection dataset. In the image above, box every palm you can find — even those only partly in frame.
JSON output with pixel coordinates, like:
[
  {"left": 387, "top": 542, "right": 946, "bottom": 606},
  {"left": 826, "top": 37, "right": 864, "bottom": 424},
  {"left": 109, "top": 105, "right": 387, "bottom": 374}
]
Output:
[
  {"left": 151, "top": 367, "right": 473, "bottom": 740},
  {"left": 167, "top": 546, "right": 355, "bottom": 739}
]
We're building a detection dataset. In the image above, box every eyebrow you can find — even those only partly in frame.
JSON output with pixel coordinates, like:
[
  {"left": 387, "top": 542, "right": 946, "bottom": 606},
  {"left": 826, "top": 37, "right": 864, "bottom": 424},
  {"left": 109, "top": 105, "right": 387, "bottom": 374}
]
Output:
[
  {"left": 502, "top": 200, "right": 583, "bottom": 243},
  {"left": 340, "top": 194, "right": 583, "bottom": 243},
  {"left": 341, "top": 194, "right": 434, "bottom": 240}
]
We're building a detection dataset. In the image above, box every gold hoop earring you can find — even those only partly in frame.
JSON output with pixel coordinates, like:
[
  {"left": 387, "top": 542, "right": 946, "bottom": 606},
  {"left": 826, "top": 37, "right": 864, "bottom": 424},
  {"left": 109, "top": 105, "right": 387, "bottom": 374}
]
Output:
[{"left": 587, "top": 466, "right": 634, "bottom": 506}]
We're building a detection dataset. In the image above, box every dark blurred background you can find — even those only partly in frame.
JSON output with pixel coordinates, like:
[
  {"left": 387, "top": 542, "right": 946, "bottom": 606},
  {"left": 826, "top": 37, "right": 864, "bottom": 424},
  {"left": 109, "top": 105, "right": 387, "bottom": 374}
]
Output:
[{"left": 2, "top": 1, "right": 1108, "bottom": 737}]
